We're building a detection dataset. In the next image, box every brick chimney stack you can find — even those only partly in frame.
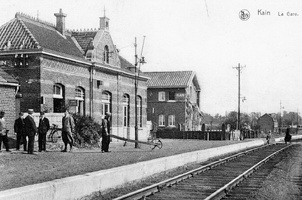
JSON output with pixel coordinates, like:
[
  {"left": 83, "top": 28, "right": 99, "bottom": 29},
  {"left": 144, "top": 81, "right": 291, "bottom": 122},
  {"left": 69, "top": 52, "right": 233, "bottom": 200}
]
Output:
[{"left": 54, "top": 9, "right": 67, "bottom": 35}]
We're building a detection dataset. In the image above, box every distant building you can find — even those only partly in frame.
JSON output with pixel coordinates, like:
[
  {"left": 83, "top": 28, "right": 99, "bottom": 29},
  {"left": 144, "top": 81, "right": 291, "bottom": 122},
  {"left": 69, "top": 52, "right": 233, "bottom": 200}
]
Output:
[
  {"left": 0, "top": 68, "right": 19, "bottom": 133},
  {"left": 0, "top": 10, "right": 149, "bottom": 139},
  {"left": 257, "top": 113, "right": 279, "bottom": 133},
  {"left": 145, "top": 71, "right": 202, "bottom": 131}
]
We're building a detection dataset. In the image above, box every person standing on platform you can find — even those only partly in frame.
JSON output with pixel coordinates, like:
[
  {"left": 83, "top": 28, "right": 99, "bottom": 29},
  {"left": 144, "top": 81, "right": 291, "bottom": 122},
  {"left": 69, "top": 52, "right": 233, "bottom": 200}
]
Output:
[
  {"left": 266, "top": 130, "right": 272, "bottom": 144},
  {"left": 38, "top": 111, "right": 50, "bottom": 152},
  {"left": 285, "top": 127, "right": 292, "bottom": 144},
  {"left": 0, "top": 111, "right": 10, "bottom": 152},
  {"left": 24, "top": 109, "right": 37, "bottom": 154},
  {"left": 14, "top": 112, "right": 26, "bottom": 151},
  {"left": 101, "top": 112, "right": 111, "bottom": 153},
  {"left": 61, "top": 108, "right": 75, "bottom": 152}
]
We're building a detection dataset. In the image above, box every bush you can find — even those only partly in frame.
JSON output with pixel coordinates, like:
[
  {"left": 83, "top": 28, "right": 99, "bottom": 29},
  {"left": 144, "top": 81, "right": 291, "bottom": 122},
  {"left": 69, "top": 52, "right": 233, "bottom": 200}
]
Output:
[{"left": 72, "top": 113, "right": 102, "bottom": 147}]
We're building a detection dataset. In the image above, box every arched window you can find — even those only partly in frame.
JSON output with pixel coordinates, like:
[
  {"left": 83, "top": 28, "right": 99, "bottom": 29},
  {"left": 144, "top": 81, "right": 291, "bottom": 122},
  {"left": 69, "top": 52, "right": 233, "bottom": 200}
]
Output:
[
  {"left": 137, "top": 95, "right": 142, "bottom": 127},
  {"left": 101, "top": 91, "right": 111, "bottom": 116},
  {"left": 53, "top": 83, "right": 65, "bottom": 113},
  {"left": 75, "top": 87, "right": 85, "bottom": 115},
  {"left": 103, "top": 45, "right": 109, "bottom": 64},
  {"left": 53, "top": 84, "right": 63, "bottom": 99},
  {"left": 122, "top": 94, "right": 130, "bottom": 127}
]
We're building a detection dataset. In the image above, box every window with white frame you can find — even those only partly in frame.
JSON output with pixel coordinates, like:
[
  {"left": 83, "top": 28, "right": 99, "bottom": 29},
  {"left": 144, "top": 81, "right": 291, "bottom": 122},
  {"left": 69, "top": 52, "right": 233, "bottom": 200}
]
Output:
[
  {"left": 137, "top": 96, "right": 142, "bottom": 127},
  {"left": 158, "top": 91, "right": 165, "bottom": 101},
  {"left": 122, "top": 94, "right": 130, "bottom": 127},
  {"left": 168, "top": 115, "right": 175, "bottom": 127},
  {"left": 53, "top": 83, "right": 64, "bottom": 113},
  {"left": 53, "top": 84, "right": 63, "bottom": 99},
  {"left": 158, "top": 114, "right": 165, "bottom": 126},
  {"left": 75, "top": 87, "right": 85, "bottom": 115},
  {"left": 101, "top": 91, "right": 111, "bottom": 116}
]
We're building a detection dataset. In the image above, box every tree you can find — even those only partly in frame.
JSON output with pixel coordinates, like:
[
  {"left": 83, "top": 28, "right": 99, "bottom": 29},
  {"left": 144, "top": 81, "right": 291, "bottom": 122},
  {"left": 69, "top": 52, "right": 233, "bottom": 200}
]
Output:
[{"left": 224, "top": 111, "right": 238, "bottom": 130}]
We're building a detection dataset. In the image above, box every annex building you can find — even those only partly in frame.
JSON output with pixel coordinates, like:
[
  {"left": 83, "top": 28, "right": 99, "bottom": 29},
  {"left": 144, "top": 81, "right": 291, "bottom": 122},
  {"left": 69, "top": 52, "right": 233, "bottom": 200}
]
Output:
[
  {"left": 145, "top": 71, "right": 203, "bottom": 131},
  {"left": 0, "top": 9, "right": 149, "bottom": 139}
]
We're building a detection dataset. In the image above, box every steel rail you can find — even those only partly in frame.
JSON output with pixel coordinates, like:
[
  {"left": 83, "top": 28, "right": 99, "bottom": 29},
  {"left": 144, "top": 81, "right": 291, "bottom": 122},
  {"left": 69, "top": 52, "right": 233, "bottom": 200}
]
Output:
[
  {"left": 204, "top": 144, "right": 294, "bottom": 200},
  {"left": 113, "top": 144, "right": 271, "bottom": 200}
]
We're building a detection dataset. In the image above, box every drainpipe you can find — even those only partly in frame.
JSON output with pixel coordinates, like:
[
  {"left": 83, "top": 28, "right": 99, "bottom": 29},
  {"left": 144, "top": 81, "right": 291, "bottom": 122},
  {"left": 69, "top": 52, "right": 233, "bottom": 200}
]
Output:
[{"left": 90, "top": 64, "right": 95, "bottom": 117}]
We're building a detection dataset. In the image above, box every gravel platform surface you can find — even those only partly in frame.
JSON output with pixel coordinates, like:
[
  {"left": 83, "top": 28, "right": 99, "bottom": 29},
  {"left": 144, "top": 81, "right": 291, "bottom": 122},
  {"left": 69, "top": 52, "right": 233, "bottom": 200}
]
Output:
[{"left": 0, "top": 139, "right": 244, "bottom": 191}]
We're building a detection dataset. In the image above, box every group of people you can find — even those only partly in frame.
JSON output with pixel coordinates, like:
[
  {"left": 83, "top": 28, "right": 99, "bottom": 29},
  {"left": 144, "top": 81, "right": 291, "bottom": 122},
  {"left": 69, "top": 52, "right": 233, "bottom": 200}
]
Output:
[
  {"left": 265, "top": 127, "right": 292, "bottom": 145},
  {"left": 0, "top": 108, "right": 112, "bottom": 154},
  {"left": 12, "top": 109, "right": 53, "bottom": 154}
]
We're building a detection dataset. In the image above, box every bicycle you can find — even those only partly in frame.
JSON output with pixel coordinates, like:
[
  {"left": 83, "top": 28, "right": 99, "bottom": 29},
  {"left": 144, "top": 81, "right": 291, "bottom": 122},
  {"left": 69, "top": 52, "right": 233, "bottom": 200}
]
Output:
[{"left": 47, "top": 124, "right": 60, "bottom": 143}]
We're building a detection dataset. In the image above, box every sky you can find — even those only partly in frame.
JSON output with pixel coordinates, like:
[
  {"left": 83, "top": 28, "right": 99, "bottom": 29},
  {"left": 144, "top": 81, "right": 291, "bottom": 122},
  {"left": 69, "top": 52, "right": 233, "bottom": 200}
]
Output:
[{"left": 0, "top": 0, "right": 302, "bottom": 116}]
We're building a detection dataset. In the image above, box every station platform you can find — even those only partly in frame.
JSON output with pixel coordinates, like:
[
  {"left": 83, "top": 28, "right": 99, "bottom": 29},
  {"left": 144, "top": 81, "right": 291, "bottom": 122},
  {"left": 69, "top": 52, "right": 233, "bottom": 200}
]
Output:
[{"left": 1, "top": 135, "right": 301, "bottom": 200}]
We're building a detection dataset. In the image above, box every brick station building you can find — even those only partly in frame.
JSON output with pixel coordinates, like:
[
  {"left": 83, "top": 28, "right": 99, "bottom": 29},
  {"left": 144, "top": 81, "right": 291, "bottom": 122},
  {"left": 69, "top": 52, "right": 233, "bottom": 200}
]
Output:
[
  {"left": 0, "top": 9, "right": 149, "bottom": 139},
  {"left": 145, "top": 71, "right": 202, "bottom": 131},
  {"left": 0, "top": 69, "right": 19, "bottom": 133}
]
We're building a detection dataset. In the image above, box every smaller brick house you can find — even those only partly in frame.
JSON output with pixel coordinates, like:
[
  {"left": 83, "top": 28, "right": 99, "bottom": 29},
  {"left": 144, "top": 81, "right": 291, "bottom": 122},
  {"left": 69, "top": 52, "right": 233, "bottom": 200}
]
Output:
[
  {"left": 0, "top": 68, "right": 19, "bottom": 134},
  {"left": 257, "top": 113, "right": 279, "bottom": 133},
  {"left": 145, "top": 71, "right": 202, "bottom": 131}
]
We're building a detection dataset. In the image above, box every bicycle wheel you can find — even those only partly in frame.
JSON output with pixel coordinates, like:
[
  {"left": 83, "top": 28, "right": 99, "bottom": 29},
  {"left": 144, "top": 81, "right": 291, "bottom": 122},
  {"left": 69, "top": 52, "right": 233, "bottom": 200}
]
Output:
[
  {"left": 150, "top": 139, "right": 163, "bottom": 150},
  {"left": 47, "top": 131, "right": 53, "bottom": 142},
  {"left": 51, "top": 130, "right": 59, "bottom": 143},
  {"left": 156, "top": 139, "right": 163, "bottom": 149}
]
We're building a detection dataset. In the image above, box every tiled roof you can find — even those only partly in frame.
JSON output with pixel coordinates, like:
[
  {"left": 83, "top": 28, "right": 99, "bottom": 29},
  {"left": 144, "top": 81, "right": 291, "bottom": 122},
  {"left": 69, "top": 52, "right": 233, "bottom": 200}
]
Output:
[
  {"left": 0, "top": 13, "right": 84, "bottom": 58},
  {"left": 144, "top": 71, "right": 195, "bottom": 88},
  {"left": 0, "top": 68, "right": 18, "bottom": 84},
  {"left": 72, "top": 31, "right": 97, "bottom": 52},
  {"left": 0, "top": 12, "right": 146, "bottom": 80},
  {"left": 0, "top": 18, "right": 40, "bottom": 50}
]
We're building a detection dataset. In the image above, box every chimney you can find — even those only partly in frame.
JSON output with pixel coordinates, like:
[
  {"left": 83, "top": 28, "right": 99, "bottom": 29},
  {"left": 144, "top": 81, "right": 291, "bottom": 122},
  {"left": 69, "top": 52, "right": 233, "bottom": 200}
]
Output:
[{"left": 54, "top": 9, "right": 67, "bottom": 35}]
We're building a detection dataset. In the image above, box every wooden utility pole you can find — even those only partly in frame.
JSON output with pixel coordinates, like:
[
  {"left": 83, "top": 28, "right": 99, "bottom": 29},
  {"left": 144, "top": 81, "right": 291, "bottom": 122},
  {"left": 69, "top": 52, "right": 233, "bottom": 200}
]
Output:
[
  {"left": 233, "top": 63, "right": 245, "bottom": 130},
  {"left": 134, "top": 36, "right": 146, "bottom": 148}
]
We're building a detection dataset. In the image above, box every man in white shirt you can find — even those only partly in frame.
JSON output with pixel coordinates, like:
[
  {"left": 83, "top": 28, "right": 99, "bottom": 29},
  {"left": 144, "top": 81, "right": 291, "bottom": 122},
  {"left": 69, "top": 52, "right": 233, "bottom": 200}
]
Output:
[{"left": 0, "top": 111, "right": 10, "bottom": 152}]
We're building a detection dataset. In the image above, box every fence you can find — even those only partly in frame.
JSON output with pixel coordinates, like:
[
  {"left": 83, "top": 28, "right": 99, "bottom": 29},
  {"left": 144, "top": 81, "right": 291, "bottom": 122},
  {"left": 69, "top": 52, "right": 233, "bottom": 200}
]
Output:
[
  {"left": 156, "top": 129, "right": 259, "bottom": 141},
  {"left": 156, "top": 129, "right": 229, "bottom": 140}
]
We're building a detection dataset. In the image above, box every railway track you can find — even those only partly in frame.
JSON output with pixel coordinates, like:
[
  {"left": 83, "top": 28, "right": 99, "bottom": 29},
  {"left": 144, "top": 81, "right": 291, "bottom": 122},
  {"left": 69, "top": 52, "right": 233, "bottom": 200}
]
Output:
[{"left": 113, "top": 143, "right": 294, "bottom": 200}]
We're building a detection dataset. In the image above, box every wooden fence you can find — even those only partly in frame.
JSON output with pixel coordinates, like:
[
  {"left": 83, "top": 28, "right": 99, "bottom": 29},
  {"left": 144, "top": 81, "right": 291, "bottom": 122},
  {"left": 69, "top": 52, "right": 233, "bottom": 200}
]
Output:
[{"left": 156, "top": 129, "right": 260, "bottom": 141}]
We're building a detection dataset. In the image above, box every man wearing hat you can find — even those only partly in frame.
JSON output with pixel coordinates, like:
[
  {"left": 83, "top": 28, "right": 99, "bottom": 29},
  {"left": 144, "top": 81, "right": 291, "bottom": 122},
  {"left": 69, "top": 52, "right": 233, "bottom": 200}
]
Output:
[
  {"left": 61, "top": 108, "right": 75, "bottom": 152},
  {"left": 38, "top": 111, "right": 50, "bottom": 152},
  {"left": 101, "top": 112, "right": 111, "bottom": 152},
  {"left": 24, "top": 109, "right": 37, "bottom": 154},
  {"left": 14, "top": 112, "right": 26, "bottom": 151}
]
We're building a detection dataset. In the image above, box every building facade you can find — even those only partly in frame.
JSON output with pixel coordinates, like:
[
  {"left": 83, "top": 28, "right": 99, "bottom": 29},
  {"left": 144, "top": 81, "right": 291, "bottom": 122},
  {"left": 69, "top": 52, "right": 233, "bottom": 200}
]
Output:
[
  {"left": 257, "top": 113, "right": 279, "bottom": 133},
  {"left": 145, "top": 71, "right": 202, "bottom": 131},
  {"left": 0, "top": 69, "right": 19, "bottom": 133},
  {"left": 0, "top": 10, "right": 149, "bottom": 140}
]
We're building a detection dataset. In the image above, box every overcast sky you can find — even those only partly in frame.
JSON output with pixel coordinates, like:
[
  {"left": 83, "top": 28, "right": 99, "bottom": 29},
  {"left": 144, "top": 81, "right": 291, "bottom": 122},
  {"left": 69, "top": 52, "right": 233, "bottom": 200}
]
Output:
[{"left": 1, "top": 0, "right": 302, "bottom": 116}]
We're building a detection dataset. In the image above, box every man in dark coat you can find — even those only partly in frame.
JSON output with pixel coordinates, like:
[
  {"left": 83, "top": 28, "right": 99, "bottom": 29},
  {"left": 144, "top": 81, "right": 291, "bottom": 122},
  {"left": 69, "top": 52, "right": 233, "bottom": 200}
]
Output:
[
  {"left": 24, "top": 109, "right": 37, "bottom": 154},
  {"left": 38, "top": 112, "right": 50, "bottom": 152},
  {"left": 101, "top": 112, "right": 111, "bottom": 153},
  {"left": 61, "top": 108, "right": 75, "bottom": 152},
  {"left": 14, "top": 112, "right": 26, "bottom": 151},
  {"left": 285, "top": 127, "right": 292, "bottom": 144}
]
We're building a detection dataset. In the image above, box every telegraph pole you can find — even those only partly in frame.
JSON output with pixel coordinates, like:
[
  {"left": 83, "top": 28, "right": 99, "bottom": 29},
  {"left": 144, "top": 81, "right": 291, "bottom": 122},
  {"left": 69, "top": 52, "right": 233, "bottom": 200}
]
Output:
[
  {"left": 134, "top": 37, "right": 138, "bottom": 148},
  {"left": 233, "top": 63, "right": 245, "bottom": 130},
  {"left": 134, "top": 36, "right": 146, "bottom": 148}
]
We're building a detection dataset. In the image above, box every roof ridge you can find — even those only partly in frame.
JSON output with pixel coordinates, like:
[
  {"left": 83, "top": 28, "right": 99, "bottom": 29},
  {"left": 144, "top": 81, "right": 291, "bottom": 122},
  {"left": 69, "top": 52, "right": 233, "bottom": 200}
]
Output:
[
  {"left": 15, "top": 12, "right": 56, "bottom": 29},
  {"left": 72, "top": 28, "right": 99, "bottom": 33},
  {"left": 144, "top": 70, "right": 193, "bottom": 73}
]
